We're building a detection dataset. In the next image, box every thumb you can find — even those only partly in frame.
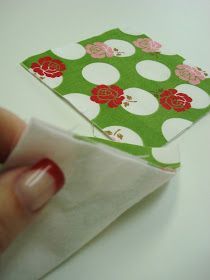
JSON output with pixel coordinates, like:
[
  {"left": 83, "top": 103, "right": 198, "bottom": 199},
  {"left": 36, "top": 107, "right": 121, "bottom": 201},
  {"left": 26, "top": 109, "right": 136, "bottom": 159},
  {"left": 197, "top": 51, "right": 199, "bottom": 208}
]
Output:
[{"left": 0, "top": 158, "right": 65, "bottom": 253}]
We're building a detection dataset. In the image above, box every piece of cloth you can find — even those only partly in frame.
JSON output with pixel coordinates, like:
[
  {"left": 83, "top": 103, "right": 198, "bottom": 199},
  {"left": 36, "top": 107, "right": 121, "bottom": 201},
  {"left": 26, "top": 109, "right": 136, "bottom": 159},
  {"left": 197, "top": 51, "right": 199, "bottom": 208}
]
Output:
[
  {"left": 0, "top": 119, "right": 176, "bottom": 280},
  {"left": 21, "top": 28, "right": 210, "bottom": 148}
]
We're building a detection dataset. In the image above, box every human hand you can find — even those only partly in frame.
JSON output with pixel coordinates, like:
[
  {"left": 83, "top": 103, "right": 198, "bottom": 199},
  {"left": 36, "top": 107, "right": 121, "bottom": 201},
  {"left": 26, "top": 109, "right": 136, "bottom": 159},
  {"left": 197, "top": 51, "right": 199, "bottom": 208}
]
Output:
[{"left": 0, "top": 108, "right": 65, "bottom": 253}]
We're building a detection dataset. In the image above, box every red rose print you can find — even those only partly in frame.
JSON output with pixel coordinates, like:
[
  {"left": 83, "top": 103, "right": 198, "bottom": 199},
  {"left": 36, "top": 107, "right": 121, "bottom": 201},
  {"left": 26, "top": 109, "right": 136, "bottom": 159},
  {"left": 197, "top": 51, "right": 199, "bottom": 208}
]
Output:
[
  {"left": 160, "top": 89, "right": 192, "bottom": 112},
  {"left": 31, "top": 56, "right": 66, "bottom": 78},
  {"left": 90, "top": 85, "right": 125, "bottom": 108}
]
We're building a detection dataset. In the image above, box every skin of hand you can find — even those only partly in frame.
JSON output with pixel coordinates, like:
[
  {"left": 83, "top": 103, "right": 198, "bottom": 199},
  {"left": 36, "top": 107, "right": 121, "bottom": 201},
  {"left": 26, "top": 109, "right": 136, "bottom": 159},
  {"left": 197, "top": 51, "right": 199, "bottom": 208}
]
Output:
[{"left": 0, "top": 108, "right": 65, "bottom": 253}]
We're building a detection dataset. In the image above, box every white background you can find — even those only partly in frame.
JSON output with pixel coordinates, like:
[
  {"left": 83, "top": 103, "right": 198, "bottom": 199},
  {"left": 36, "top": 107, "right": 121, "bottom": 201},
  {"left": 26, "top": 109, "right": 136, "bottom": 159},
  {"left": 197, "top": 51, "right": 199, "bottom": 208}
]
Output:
[{"left": 1, "top": 0, "right": 210, "bottom": 279}]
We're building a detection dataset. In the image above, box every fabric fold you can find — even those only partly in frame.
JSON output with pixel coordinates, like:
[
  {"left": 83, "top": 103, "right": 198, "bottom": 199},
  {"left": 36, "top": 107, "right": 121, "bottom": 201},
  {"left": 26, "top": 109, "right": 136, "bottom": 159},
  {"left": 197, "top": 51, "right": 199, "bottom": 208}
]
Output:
[{"left": 1, "top": 119, "right": 175, "bottom": 280}]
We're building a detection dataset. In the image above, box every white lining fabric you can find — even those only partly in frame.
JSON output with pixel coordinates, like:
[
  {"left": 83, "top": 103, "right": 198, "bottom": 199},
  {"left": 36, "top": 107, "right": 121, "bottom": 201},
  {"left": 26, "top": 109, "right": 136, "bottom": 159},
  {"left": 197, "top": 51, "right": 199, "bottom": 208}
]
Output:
[{"left": 0, "top": 119, "right": 175, "bottom": 280}]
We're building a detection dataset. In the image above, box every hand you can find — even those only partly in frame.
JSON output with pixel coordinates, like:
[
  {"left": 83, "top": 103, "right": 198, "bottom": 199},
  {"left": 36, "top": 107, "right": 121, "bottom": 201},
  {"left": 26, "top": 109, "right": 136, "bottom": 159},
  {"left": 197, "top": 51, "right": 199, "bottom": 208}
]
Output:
[{"left": 0, "top": 108, "right": 65, "bottom": 253}]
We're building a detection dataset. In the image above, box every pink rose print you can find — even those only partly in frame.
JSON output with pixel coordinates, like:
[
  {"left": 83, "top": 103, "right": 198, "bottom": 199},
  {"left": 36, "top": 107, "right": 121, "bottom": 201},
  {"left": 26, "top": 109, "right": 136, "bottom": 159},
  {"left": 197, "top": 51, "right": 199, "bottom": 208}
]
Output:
[
  {"left": 133, "top": 38, "right": 161, "bottom": 53},
  {"left": 175, "top": 64, "right": 207, "bottom": 85},
  {"left": 85, "top": 42, "right": 114, "bottom": 58}
]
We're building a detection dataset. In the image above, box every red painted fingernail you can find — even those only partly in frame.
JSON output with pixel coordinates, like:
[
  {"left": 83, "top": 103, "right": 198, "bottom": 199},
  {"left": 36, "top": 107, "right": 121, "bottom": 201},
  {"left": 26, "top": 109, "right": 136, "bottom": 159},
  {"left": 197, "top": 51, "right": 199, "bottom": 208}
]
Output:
[{"left": 15, "top": 158, "right": 65, "bottom": 212}]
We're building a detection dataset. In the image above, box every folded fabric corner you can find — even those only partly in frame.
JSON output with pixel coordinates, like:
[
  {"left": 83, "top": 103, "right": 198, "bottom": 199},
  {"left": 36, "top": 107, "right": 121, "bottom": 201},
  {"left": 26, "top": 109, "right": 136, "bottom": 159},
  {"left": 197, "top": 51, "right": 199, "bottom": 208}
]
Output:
[{"left": 1, "top": 118, "right": 176, "bottom": 280}]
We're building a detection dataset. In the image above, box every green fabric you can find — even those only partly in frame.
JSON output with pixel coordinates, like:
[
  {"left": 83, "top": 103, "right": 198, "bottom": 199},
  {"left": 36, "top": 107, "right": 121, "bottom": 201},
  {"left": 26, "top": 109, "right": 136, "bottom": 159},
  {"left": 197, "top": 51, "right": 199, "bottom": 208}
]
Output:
[
  {"left": 21, "top": 28, "right": 210, "bottom": 169},
  {"left": 76, "top": 136, "right": 180, "bottom": 170}
]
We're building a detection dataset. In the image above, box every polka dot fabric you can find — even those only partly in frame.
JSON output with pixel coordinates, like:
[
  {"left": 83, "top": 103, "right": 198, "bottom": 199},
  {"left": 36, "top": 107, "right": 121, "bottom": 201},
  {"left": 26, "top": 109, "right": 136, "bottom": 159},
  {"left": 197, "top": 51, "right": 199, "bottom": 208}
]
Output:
[{"left": 22, "top": 28, "right": 210, "bottom": 165}]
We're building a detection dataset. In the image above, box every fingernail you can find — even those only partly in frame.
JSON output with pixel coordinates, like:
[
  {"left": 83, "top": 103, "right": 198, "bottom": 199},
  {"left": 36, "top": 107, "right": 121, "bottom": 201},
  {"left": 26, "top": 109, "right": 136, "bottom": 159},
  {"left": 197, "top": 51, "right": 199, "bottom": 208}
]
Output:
[{"left": 15, "top": 158, "right": 65, "bottom": 212}]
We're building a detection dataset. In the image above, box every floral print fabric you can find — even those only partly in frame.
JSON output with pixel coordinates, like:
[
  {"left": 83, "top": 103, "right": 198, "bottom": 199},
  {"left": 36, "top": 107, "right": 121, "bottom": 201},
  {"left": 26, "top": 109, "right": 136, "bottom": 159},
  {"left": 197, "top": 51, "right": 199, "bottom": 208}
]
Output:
[{"left": 22, "top": 28, "right": 210, "bottom": 150}]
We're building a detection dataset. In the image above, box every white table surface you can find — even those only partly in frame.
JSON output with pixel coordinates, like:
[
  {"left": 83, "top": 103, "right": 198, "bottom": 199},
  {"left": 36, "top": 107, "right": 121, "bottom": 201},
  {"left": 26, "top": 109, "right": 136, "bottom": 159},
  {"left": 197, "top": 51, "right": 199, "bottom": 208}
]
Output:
[{"left": 1, "top": 0, "right": 210, "bottom": 279}]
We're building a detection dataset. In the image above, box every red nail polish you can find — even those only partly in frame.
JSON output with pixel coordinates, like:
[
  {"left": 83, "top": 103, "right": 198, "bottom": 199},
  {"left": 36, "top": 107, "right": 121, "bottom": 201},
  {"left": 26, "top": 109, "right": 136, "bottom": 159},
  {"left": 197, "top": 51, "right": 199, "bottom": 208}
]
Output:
[
  {"left": 31, "top": 158, "right": 65, "bottom": 192},
  {"left": 15, "top": 158, "right": 65, "bottom": 212}
]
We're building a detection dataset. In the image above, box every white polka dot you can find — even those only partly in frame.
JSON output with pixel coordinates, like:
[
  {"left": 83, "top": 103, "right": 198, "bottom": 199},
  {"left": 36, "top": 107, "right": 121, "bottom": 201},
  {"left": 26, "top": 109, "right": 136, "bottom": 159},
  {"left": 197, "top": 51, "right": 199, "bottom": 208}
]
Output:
[
  {"left": 82, "top": 63, "right": 120, "bottom": 85},
  {"left": 152, "top": 143, "right": 180, "bottom": 164},
  {"left": 104, "top": 39, "right": 135, "bottom": 57},
  {"left": 93, "top": 126, "right": 110, "bottom": 140},
  {"left": 136, "top": 60, "right": 171, "bottom": 81},
  {"left": 64, "top": 93, "right": 100, "bottom": 120},
  {"left": 122, "top": 88, "right": 159, "bottom": 115},
  {"left": 162, "top": 118, "right": 192, "bottom": 141},
  {"left": 43, "top": 76, "right": 63, "bottom": 88},
  {"left": 29, "top": 68, "right": 63, "bottom": 88},
  {"left": 51, "top": 43, "right": 86, "bottom": 60},
  {"left": 102, "top": 126, "right": 143, "bottom": 146},
  {"left": 119, "top": 26, "right": 142, "bottom": 35},
  {"left": 175, "top": 84, "right": 210, "bottom": 109}
]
